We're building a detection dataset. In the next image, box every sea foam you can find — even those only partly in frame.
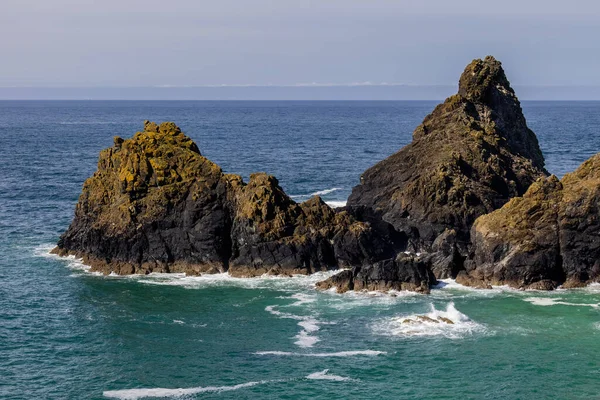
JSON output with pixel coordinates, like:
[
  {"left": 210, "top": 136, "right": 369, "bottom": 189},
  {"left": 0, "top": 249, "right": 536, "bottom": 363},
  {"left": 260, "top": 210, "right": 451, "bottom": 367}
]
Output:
[
  {"left": 372, "top": 302, "right": 487, "bottom": 339},
  {"left": 290, "top": 187, "right": 342, "bottom": 199},
  {"left": 325, "top": 201, "right": 347, "bottom": 208},
  {"left": 254, "top": 350, "right": 386, "bottom": 357},
  {"left": 306, "top": 369, "right": 352, "bottom": 381},
  {"left": 523, "top": 297, "right": 600, "bottom": 308},
  {"left": 265, "top": 293, "right": 322, "bottom": 348},
  {"left": 310, "top": 187, "right": 342, "bottom": 196},
  {"left": 103, "top": 381, "right": 266, "bottom": 399}
]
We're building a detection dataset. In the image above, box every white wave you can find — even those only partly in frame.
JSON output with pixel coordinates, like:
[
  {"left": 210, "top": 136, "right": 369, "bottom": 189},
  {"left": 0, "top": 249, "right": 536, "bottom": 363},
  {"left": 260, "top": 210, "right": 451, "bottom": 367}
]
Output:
[
  {"left": 103, "top": 381, "right": 265, "bottom": 399},
  {"left": 295, "top": 330, "right": 320, "bottom": 348},
  {"left": 172, "top": 320, "right": 185, "bottom": 325},
  {"left": 52, "top": 260, "right": 341, "bottom": 291},
  {"left": 265, "top": 295, "right": 321, "bottom": 348},
  {"left": 372, "top": 302, "right": 486, "bottom": 339},
  {"left": 289, "top": 293, "right": 317, "bottom": 307},
  {"left": 32, "top": 243, "right": 57, "bottom": 258},
  {"left": 310, "top": 187, "right": 342, "bottom": 196},
  {"left": 254, "top": 350, "right": 386, "bottom": 357},
  {"left": 523, "top": 297, "right": 600, "bottom": 308},
  {"left": 297, "top": 319, "right": 320, "bottom": 333},
  {"left": 32, "top": 243, "right": 98, "bottom": 273},
  {"left": 325, "top": 201, "right": 347, "bottom": 208},
  {"left": 290, "top": 187, "right": 342, "bottom": 199},
  {"left": 585, "top": 282, "right": 600, "bottom": 291},
  {"left": 306, "top": 369, "right": 352, "bottom": 381}
]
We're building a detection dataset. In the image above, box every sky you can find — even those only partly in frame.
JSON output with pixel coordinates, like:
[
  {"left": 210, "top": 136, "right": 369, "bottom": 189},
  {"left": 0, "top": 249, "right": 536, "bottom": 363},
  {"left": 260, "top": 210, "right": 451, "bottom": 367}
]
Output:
[{"left": 2, "top": 0, "right": 600, "bottom": 89}]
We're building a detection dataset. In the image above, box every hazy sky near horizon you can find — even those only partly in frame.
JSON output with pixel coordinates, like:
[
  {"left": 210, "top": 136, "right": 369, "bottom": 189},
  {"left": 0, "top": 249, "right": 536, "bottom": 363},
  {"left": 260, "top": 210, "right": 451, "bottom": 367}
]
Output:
[{"left": 2, "top": 0, "right": 600, "bottom": 87}]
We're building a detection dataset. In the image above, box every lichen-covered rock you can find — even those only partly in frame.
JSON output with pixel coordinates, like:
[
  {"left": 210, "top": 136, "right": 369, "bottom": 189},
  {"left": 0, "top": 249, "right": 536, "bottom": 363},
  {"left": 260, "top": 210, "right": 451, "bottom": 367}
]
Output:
[
  {"left": 467, "top": 154, "right": 600, "bottom": 288},
  {"left": 315, "top": 253, "right": 436, "bottom": 294},
  {"left": 347, "top": 56, "right": 547, "bottom": 270},
  {"left": 53, "top": 121, "right": 394, "bottom": 277},
  {"left": 228, "top": 175, "right": 394, "bottom": 277},
  {"left": 52, "top": 121, "right": 233, "bottom": 274}
]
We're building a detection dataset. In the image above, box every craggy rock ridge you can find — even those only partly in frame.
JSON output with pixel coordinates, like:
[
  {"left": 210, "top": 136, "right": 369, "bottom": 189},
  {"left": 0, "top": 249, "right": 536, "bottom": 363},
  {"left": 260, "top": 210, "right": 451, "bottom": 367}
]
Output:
[
  {"left": 344, "top": 56, "right": 547, "bottom": 280},
  {"left": 52, "top": 121, "right": 396, "bottom": 278},
  {"left": 54, "top": 56, "right": 567, "bottom": 294},
  {"left": 465, "top": 154, "right": 600, "bottom": 289}
]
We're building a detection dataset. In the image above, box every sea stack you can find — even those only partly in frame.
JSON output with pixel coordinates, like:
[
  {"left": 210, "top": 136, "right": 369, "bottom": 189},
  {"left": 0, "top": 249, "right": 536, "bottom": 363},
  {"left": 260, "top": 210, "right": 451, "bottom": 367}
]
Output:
[
  {"left": 316, "top": 56, "right": 548, "bottom": 293},
  {"left": 52, "top": 121, "right": 395, "bottom": 277},
  {"left": 346, "top": 56, "right": 547, "bottom": 277},
  {"left": 54, "top": 56, "right": 560, "bottom": 294}
]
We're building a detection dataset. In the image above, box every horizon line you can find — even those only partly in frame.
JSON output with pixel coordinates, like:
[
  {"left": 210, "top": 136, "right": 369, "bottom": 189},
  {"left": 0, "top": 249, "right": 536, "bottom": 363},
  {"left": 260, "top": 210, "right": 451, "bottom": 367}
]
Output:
[{"left": 2, "top": 84, "right": 600, "bottom": 89}]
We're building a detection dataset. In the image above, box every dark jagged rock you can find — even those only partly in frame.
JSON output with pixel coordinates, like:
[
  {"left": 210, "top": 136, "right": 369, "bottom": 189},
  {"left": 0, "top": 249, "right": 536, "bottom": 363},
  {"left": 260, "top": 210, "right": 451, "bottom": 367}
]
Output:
[
  {"left": 466, "top": 154, "right": 600, "bottom": 289},
  {"left": 55, "top": 56, "right": 560, "bottom": 295},
  {"left": 347, "top": 56, "right": 547, "bottom": 279},
  {"left": 228, "top": 175, "right": 394, "bottom": 277},
  {"left": 315, "top": 253, "right": 437, "bottom": 294},
  {"left": 52, "top": 121, "right": 394, "bottom": 277}
]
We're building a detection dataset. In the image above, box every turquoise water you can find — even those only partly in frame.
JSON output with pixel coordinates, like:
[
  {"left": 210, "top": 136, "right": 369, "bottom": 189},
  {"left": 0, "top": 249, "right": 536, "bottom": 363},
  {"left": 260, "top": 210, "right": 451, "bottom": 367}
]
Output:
[{"left": 2, "top": 101, "right": 600, "bottom": 399}]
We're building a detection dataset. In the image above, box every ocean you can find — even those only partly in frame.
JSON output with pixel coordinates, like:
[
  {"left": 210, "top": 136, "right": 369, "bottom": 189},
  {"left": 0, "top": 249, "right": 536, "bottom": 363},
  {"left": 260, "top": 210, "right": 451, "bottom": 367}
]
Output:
[{"left": 1, "top": 100, "right": 600, "bottom": 399}]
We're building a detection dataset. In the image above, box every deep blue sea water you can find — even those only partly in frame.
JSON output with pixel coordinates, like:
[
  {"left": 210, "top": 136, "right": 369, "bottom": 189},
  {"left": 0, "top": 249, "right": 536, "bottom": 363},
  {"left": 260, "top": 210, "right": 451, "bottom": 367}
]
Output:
[{"left": 2, "top": 100, "right": 600, "bottom": 399}]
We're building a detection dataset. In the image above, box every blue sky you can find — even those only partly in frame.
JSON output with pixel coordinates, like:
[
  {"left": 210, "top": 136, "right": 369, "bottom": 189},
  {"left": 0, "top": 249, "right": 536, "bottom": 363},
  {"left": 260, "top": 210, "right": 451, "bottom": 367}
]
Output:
[{"left": 2, "top": 0, "right": 600, "bottom": 87}]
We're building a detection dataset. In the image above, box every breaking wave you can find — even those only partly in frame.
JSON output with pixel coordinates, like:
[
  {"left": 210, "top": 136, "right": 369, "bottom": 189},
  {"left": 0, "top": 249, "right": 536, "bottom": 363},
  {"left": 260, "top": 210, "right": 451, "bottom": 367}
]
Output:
[
  {"left": 290, "top": 187, "right": 342, "bottom": 199},
  {"left": 104, "top": 370, "right": 355, "bottom": 399},
  {"left": 372, "top": 302, "right": 487, "bottom": 339},
  {"left": 523, "top": 297, "right": 600, "bottom": 308},
  {"left": 310, "top": 187, "right": 342, "bottom": 196},
  {"left": 265, "top": 293, "right": 321, "bottom": 348},
  {"left": 254, "top": 350, "right": 386, "bottom": 357},
  {"left": 325, "top": 200, "right": 347, "bottom": 208},
  {"left": 306, "top": 369, "right": 352, "bottom": 381},
  {"left": 103, "top": 381, "right": 266, "bottom": 399}
]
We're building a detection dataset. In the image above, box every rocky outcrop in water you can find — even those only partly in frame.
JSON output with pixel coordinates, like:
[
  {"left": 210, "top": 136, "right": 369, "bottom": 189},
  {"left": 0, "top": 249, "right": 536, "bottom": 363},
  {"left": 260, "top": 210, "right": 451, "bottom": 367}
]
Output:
[
  {"left": 346, "top": 56, "right": 547, "bottom": 279},
  {"left": 315, "top": 253, "right": 436, "bottom": 294},
  {"left": 465, "top": 154, "right": 600, "bottom": 289},
  {"left": 53, "top": 121, "right": 395, "bottom": 277},
  {"left": 55, "top": 56, "right": 581, "bottom": 294}
]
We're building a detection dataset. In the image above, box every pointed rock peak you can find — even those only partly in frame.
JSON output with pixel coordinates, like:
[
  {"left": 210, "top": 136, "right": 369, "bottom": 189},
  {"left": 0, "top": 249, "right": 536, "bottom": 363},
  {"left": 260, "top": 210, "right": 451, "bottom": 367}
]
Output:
[
  {"left": 458, "top": 56, "right": 513, "bottom": 103},
  {"left": 143, "top": 120, "right": 182, "bottom": 135},
  {"left": 131, "top": 120, "right": 200, "bottom": 154}
]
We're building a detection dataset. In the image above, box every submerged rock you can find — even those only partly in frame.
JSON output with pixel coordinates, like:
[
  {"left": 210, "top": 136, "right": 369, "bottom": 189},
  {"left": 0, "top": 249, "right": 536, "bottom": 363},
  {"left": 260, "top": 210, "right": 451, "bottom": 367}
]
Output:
[
  {"left": 347, "top": 56, "right": 547, "bottom": 278},
  {"left": 53, "top": 121, "right": 394, "bottom": 276},
  {"left": 466, "top": 154, "right": 600, "bottom": 288}
]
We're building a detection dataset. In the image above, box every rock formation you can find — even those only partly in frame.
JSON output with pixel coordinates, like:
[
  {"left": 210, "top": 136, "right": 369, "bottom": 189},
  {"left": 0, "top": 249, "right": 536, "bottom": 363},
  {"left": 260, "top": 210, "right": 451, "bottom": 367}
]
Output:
[
  {"left": 55, "top": 56, "right": 571, "bottom": 294},
  {"left": 52, "top": 121, "right": 395, "bottom": 277},
  {"left": 346, "top": 56, "right": 547, "bottom": 279},
  {"left": 465, "top": 154, "right": 600, "bottom": 289}
]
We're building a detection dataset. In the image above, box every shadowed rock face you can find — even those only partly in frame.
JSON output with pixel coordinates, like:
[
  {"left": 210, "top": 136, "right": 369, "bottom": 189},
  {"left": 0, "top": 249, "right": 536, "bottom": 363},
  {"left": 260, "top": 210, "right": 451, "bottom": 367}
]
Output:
[
  {"left": 53, "top": 121, "right": 396, "bottom": 277},
  {"left": 466, "top": 154, "right": 600, "bottom": 289},
  {"left": 316, "top": 254, "right": 437, "bottom": 294},
  {"left": 347, "top": 56, "right": 547, "bottom": 271}
]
